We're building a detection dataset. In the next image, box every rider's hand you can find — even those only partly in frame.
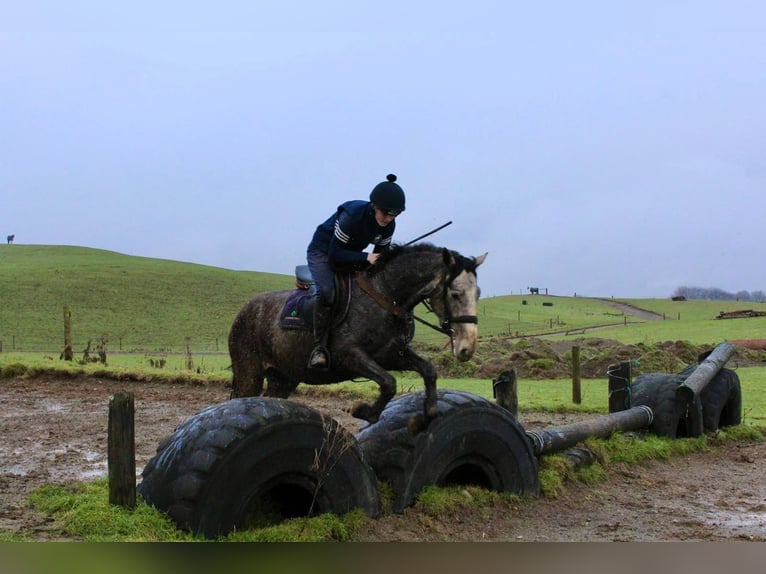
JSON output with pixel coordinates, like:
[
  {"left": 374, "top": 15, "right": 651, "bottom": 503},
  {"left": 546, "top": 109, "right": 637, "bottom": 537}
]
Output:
[{"left": 367, "top": 252, "right": 380, "bottom": 265}]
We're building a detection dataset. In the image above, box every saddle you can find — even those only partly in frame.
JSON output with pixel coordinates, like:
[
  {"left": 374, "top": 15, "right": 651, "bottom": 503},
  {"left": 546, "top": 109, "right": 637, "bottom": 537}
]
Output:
[{"left": 278, "top": 265, "right": 351, "bottom": 330}]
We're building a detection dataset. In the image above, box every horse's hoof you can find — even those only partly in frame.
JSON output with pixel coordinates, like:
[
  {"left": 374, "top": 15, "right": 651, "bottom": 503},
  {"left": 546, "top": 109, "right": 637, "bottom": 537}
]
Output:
[
  {"left": 406, "top": 413, "right": 429, "bottom": 435},
  {"left": 351, "top": 402, "right": 378, "bottom": 423}
]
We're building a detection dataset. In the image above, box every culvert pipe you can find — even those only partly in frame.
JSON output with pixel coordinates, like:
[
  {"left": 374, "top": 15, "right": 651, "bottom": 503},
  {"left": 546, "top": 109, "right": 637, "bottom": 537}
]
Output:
[
  {"left": 675, "top": 342, "right": 735, "bottom": 410},
  {"left": 525, "top": 405, "right": 654, "bottom": 456}
]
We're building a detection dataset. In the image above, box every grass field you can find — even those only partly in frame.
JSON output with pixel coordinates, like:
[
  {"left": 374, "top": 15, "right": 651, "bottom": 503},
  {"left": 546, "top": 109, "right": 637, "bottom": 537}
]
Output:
[
  {"left": 3, "top": 244, "right": 765, "bottom": 352},
  {"left": 2, "top": 244, "right": 764, "bottom": 427}
]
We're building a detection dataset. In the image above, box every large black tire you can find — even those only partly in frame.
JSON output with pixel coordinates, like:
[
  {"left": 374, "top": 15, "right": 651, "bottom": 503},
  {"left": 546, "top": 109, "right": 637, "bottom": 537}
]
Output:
[
  {"left": 356, "top": 390, "right": 539, "bottom": 512},
  {"left": 676, "top": 365, "right": 743, "bottom": 432},
  {"left": 630, "top": 373, "right": 704, "bottom": 438},
  {"left": 138, "top": 397, "right": 379, "bottom": 539},
  {"left": 699, "top": 368, "right": 742, "bottom": 432}
]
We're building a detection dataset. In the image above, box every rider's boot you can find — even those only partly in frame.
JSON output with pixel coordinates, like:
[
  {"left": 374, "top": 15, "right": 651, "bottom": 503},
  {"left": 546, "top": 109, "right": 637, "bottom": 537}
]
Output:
[{"left": 308, "top": 300, "right": 332, "bottom": 370}]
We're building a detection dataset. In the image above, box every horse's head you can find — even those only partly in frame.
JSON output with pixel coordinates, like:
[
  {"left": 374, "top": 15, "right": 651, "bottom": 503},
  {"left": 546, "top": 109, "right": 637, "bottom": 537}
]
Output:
[{"left": 429, "top": 249, "right": 488, "bottom": 362}]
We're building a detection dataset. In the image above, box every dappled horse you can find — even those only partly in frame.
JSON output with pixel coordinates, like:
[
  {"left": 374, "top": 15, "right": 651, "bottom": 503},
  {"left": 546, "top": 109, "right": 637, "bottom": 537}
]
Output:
[
  {"left": 6, "top": 234, "right": 14, "bottom": 244},
  {"left": 228, "top": 243, "right": 487, "bottom": 423}
]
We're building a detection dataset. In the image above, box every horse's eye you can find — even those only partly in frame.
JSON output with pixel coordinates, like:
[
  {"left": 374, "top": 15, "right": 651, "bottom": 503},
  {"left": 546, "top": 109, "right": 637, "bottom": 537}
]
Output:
[{"left": 451, "top": 291, "right": 462, "bottom": 301}]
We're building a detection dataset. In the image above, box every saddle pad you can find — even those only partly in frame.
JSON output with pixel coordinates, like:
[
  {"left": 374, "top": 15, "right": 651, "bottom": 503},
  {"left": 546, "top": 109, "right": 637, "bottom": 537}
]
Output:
[{"left": 279, "top": 289, "right": 312, "bottom": 330}]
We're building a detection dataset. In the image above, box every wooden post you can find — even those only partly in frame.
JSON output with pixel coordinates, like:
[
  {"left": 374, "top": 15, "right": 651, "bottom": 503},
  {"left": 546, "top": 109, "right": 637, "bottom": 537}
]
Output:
[
  {"left": 572, "top": 345, "right": 581, "bottom": 404},
  {"left": 62, "top": 305, "right": 73, "bottom": 361},
  {"left": 108, "top": 391, "right": 136, "bottom": 509},
  {"left": 608, "top": 361, "right": 632, "bottom": 413},
  {"left": 493, "top": 369, "right": 518, "bottom": 418}
]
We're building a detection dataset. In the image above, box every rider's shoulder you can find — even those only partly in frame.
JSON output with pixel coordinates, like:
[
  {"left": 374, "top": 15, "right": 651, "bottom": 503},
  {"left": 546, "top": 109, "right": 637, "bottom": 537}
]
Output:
[{"left": 337, "top": 200, "right": 371, "bottom": 218}]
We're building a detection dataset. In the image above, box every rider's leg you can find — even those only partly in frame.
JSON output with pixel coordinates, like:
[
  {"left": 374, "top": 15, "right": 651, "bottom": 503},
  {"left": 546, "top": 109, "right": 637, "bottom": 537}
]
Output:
[
  {"left": 306, "top": 249, "right": 335, "bottom": 369},
  {"left": 308, "top": 299, "right": 332, "bottom": 369}
]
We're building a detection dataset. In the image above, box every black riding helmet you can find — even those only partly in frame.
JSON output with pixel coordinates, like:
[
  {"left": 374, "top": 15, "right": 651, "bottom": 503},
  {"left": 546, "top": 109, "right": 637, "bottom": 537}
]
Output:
[{"left": 370, "top": 174, "right": 406, "bottom": 215}]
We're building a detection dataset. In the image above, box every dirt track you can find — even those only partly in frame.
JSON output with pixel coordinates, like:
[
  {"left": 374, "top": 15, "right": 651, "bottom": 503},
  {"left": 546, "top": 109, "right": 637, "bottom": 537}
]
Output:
[{"left": 0, "top": 376, "right": 764, "bottom": 541}]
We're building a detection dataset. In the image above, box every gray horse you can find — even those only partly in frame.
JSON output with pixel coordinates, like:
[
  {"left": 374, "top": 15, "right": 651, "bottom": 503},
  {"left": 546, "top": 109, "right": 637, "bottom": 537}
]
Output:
[{"left": 228, "top": 243, "right": 487, "bottom": 423}]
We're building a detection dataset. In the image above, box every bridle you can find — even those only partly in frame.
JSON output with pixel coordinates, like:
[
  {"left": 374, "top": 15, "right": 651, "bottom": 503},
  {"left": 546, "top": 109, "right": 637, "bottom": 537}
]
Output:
[{"left": 355, "top": 256, "right": 479, "bottom": 344}]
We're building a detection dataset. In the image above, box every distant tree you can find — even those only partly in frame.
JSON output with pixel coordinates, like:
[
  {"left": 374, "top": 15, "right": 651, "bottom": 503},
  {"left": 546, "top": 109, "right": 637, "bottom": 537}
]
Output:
[{"left": 671, "top": 286, "right": 764, "bottom": 301}]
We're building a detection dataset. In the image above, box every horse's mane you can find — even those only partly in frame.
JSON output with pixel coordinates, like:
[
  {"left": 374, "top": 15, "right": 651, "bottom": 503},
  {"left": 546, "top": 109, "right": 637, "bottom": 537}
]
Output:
[
  {"left": 374, "top": 242, "right": 441, "bottom": 267},
  {"left": 368, "top": 242, "right": 478, "bottom": 276}
]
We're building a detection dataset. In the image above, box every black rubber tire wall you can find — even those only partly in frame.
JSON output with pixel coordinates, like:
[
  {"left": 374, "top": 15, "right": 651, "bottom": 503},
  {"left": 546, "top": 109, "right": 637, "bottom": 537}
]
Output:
[
  {"left": 356, "top": 390, "right": 539, "bottom": 512},
  {"left": 630, "top": 373, "right": 704, "bottom": 438},
  {"left": 137, "top": 397, "right": 379, "bottom": 539},
  {"left": 699, "top": 368, "right": 742, "bottom": 431},
  {"left": 676, "top": 365, "right": 743, "bottom": 432}
]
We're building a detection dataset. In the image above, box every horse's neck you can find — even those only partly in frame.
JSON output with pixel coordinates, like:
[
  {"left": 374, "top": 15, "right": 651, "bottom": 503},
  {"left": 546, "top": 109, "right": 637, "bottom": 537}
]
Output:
[{"left": 371, "top": 254, "right": 443, "bottom": 309}]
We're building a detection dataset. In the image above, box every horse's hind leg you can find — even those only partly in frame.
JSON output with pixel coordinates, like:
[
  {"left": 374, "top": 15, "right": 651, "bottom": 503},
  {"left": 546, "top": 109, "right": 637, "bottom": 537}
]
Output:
[
  {"left": 230, "top": 358, "right": 265, "bottom": 398},
  {"left": 264, "top": 370, "right": 299, "bottom": 399},
  {"left": 229, "top": 339, "right": 265, "bottom": 398}
]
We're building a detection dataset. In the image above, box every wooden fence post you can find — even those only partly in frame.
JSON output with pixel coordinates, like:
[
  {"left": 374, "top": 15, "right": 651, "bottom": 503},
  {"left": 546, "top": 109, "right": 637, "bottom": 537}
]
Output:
[
  {"left": 572, "top": 345, "right": 581, "bottom": 404},
  {"left": 608, "top": 361, "right": 632, "bottom": 413},
  {"left": 108, "top": 391, "right": 136, "bottom": 509},
  {"left": 492, "top": 369, "right": 518, "bottom": 418},
  {"left": 62, "top": 305, "right": 73, "bottom": 361}
]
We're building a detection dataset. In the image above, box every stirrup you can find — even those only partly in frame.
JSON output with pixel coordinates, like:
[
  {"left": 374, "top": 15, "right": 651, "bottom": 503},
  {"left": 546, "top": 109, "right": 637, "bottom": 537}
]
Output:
[{"left": 308, "top": 346, "right": 330, "bottom": 370}]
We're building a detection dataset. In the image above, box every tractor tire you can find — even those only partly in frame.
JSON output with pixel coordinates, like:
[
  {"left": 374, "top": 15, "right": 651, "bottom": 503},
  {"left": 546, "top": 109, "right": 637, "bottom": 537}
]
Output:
[
  {"left": 676, "top": 365, "right": 742, "bottom": 432},
  {"left": 630, "top": 373, "right": 704, "bottom": 438},
  {"left": 138, "top": 397, "right": 379, "bottom": 539},
  {"left": 699, "top": 368, "right": 742, "bottom": 432},
  {"left": 356, "top": 390, "right": 539, "bottom": 512}
]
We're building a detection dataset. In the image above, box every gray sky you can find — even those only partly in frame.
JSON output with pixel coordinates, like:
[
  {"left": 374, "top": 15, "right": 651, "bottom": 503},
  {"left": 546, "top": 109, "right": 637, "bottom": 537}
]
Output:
[{"left": 3, "top": 1, "right": 764, "bottom": 298}]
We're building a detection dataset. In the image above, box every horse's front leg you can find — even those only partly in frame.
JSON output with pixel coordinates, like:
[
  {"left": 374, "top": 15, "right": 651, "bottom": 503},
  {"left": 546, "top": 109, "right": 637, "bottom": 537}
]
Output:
[
  {"left": 389, "top": 346, "right": 439, "bottom": 419},
  {"left": 342, "top": 350, "right": 397, "bottom": 423}
]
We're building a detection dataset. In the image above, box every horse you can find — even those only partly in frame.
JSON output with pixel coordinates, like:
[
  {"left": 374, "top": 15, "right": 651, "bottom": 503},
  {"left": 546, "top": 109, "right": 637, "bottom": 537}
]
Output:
[
  {"left": 6, "top": 234, "right": 14, "bottom": 244},
  {"left": 228, "top": 243, "right": 487, "bottom": 424}
]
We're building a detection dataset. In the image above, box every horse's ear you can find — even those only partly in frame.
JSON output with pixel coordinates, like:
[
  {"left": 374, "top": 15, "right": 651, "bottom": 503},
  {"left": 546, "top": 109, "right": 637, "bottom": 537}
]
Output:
[
  {"left": 442, "top": 248, "right": 456, "bottom": 267},
  {"left": 474, "top": 252, "right": 488, "bottom": 267}
]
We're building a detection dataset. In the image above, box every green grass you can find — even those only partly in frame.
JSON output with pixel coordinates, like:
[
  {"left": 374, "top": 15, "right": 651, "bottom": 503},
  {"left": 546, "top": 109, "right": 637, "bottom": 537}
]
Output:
[
  {"left": 25, "top": 479, "right": 370, "bottom": 542},
  {"left": 0, "top": 244, "right": 292, "bottom": 353},
  {"left": 4, "top": 244, "right": 765, "bottom": 353}
]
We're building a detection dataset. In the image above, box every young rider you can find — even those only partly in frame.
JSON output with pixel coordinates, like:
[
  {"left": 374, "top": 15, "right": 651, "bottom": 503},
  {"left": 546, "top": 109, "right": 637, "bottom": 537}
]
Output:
[{"left": 306, "top": 173, "right": 406, "bottom": 369}]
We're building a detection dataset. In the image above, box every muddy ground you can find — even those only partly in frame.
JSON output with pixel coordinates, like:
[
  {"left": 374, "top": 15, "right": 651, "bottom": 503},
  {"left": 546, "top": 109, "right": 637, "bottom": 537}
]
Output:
[{"left": 0, "top": 376, "right": 764, "bottom": 541}]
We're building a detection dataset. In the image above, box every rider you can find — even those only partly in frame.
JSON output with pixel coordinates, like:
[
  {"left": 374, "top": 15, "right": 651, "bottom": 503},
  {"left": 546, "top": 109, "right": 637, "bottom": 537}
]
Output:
[{"left": 306, "top": 173, "right": 406, "bottom": 369}]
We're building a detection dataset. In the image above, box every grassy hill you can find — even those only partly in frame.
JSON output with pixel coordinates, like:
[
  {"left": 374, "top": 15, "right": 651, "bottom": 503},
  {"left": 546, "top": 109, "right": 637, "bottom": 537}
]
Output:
[
  {"left": 2, "top": 244, "right": 765, "bottom": 354},
  {"left": 0, "top": 244, "right": 292, "bottom": 353}
]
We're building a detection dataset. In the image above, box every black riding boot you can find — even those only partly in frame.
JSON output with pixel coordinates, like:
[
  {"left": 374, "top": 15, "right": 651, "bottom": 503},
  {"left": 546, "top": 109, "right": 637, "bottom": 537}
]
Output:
[{"left": 308, "top": 301, "right": 332, "bottom": 370}]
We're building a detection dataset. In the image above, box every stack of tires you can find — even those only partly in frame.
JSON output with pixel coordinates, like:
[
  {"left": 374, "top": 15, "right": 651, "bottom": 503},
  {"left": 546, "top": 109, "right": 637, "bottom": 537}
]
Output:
[
  {"left": 630, "top": 367, "right": 741, "bottom": 438},
  {"left": 137, "top": 390, "right": 540, "bottom": 538},
  {"left": 138, "top": 367, "right": 742, "bottom": 538}
]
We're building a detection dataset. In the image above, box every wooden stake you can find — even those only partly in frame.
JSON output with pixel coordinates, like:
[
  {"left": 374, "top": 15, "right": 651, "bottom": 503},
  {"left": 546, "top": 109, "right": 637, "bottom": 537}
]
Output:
[
  {"left": 572, "top": 345, "right": 581, "bottom": 404},
  {"left": 108, "top": 391, "right": 136, "bottom": 509}
]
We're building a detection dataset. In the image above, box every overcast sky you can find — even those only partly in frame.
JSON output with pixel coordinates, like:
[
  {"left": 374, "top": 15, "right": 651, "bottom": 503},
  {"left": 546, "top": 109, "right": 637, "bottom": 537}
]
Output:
[{"left": 3, "top": 1, "right": 764, "bottom": 298}]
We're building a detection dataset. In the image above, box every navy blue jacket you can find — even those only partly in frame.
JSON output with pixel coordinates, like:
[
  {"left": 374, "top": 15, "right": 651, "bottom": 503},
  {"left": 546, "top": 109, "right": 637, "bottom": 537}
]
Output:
[{"left": 308, "top": 200, "right": 395, "bottom": 266}]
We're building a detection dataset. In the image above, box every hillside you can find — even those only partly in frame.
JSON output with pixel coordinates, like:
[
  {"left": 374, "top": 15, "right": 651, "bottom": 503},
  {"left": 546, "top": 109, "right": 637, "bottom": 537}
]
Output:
[
  {"left": 2, "top": 244, "right": 766, "bottom": 357},
  {"left": 0, "top": 244, "right": 292, "bottom": 352}
]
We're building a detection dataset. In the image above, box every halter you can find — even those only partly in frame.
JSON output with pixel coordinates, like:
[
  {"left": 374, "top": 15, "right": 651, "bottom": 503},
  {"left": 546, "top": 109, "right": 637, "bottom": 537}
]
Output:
[{"left": 355, "top": 255, "right": 479, "bottom": 344}]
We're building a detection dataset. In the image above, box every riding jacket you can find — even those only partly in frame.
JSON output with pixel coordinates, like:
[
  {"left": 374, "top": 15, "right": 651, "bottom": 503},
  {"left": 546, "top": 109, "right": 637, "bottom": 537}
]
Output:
[{"left": 308, "top": 200, "right": 395, "bottom": 267}]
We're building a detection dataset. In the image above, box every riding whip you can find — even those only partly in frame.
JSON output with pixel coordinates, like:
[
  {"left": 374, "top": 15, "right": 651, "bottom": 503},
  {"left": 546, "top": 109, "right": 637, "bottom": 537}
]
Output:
[{"left": 404, "top": 221, "right": 452, "bottom": 246}]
